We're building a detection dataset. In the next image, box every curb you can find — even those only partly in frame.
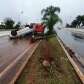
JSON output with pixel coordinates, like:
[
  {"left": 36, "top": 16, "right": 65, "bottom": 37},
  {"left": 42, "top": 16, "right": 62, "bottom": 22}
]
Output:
[{"left": 57, "top": 36, "right": 84, "bottom": 84}]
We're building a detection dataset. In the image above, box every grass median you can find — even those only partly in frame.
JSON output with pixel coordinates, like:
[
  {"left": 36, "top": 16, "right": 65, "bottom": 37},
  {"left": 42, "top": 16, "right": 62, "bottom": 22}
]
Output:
[{"left": 16, "top": 36, "right": 82, "bottom": 84}]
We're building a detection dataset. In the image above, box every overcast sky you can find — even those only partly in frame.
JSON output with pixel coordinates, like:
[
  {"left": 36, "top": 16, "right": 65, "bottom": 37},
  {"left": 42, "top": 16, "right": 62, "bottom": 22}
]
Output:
[{"left": 0, "top": 0, "right": 84, "bottom": 25}]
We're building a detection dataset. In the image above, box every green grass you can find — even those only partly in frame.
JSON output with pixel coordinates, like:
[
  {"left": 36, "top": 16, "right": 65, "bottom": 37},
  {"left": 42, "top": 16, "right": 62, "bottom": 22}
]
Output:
[{"left": 16, "top": 37, "right": 82, "bottom": 84}]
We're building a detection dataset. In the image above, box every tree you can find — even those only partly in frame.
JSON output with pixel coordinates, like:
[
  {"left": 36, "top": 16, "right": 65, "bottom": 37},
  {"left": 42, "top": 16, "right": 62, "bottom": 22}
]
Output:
[
  {"left": 0, "top": 22, "right": 5, "bottom": 29},
  {"left": 4, "top": 18, "right": 15, "bottom": 29},
  {"left": 66, "top": 23, "right": 71, "bottom": 27},
  {"left": 14, "top": 22, "right": 21, "bottom": 30},
  {"left": 3, "top": 18, "right": 21, "bottom": 30},
  {"left": 70, "top": 16, "right": 81, "bottom": 28},
  {"left": 70, "top": 15, "right": 84, "bottom": 28},
  {"left": 76, "top": 15, "right": 81, "bottom": 27},
  {"left": 80, "top": 15, "right": 84, "bottom": 26},
  {"left": 41, "top": 5, "right": 62, "bottom": 34},
  {"left": 71, "top": 20, "right": 78, "bottom": 28}
]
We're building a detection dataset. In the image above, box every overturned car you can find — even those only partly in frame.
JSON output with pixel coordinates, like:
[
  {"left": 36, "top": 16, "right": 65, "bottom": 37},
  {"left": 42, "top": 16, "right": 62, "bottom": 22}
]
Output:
[{"left": 9, "top": 27, "right": 33, "bottom": 39}]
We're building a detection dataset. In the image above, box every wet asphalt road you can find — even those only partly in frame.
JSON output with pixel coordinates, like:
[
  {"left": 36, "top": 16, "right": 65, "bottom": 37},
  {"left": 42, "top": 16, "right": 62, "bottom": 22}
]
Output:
[{"left": 0, "top": 36, "right": 31, "bottom": 73}]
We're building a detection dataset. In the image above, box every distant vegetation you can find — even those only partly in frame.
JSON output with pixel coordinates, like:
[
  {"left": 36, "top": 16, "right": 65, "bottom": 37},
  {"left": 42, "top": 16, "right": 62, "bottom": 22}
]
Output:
[
  {"left": 0, "top": 18, "right": 21, "bottom": 30},
  {"left": 41, "top": 5, "right": 62, "bottom": 35},
  {"left": 66, "top": 15, "right": 84, "bottom": 28}
]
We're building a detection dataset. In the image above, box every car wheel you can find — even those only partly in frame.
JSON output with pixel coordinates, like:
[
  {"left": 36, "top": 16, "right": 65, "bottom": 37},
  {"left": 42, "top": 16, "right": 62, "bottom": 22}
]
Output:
[{"left": 11, "top": 30, "right": 17, "bottom": 36}]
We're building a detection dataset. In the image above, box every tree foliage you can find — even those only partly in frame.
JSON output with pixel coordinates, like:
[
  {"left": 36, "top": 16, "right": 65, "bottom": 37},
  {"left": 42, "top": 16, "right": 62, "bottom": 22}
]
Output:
[
  {"left": 0, "top": 18, "right": 21, "bottom": 30},
  {"left": 70, "top": 15, "right": 84, "bottom": 28},
  {"left": 41, "top": 5, "right": 62, "bottom": 34},
  {"left": 4, "top": 18, "right": 15, "bottom": 29},
  {"left": 14, "top": 22, "right": 21, "bottom": 30},
  {"left": 66, "top": 23, "right": 71, "bottom": 28}
]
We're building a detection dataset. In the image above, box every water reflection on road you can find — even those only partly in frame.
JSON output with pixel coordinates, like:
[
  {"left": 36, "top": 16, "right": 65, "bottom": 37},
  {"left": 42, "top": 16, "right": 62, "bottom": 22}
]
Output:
[
  {"left": 55, "top": 28, "right": 84, "bottom": 66},
  {"left": 0, "top": 36, "right": 30, "bottom": 72}
]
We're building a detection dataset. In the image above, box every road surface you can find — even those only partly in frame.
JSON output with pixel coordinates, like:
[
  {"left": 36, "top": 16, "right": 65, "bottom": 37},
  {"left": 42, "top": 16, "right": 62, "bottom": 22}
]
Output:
[
  {"left": 0, "top": 36, "right": 39, "bottom": 84},
  {"left": 0, "top": 31, "right": 10, "bottom": 37},
  {"left": 55, "top": 28, "right": 84, "bottom": 74},
  {"left": 0, "top": 36, "right": 31, "bottom": 73}
]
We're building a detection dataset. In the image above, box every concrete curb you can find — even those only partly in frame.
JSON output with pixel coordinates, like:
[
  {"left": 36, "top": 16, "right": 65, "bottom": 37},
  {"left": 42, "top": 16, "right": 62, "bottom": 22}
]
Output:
[
  {"left": 57, "top": 36, "right": 84, "bottom": 84},
  {"left": 10, "top": 41, "right": 41, "bottom": 84}
]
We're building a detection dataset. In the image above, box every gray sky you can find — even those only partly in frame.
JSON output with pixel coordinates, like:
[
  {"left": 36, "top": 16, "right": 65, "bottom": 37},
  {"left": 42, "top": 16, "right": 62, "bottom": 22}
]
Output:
[{"left": 0, "top": 0, "right": 84, "bottom": 25}]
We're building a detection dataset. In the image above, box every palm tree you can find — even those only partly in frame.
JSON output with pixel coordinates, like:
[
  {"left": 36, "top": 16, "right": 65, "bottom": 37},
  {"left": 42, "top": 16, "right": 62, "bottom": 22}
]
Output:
[{"left": 41, "top": 5, "right": 62, "bottom": 34}]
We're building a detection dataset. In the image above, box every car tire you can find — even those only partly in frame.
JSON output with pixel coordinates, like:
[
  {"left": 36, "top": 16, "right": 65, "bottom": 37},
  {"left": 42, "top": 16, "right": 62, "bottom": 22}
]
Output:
[{"left": 11, "top": 30, "right": 17, "bottom": 36}]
